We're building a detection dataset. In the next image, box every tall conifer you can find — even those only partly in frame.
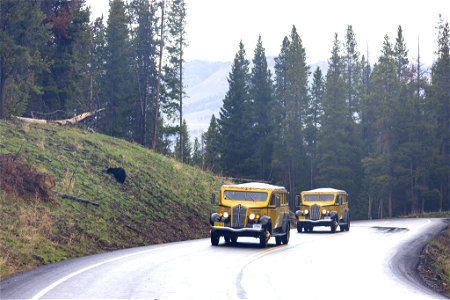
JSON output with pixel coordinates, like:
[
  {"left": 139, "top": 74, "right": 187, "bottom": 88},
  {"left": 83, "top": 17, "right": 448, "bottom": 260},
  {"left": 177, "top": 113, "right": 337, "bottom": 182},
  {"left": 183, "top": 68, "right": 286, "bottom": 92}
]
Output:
[
  {"left": 249, "top": 35, "right": 274, "bottom": 180},
  {"left": 342, "top": 25, "right": 362, "bottom": 120},
  {"left": 218, "top": 41, "right": 251, "bottom": 177},
  {"left": 204, "top": 114, "right": 221, "bottom": 172},
  {"left": 305, "top": 67, "right": 324, "bottom": 188},
  {"left": 281, "top": 26, "right": 309, "bottom": 202},
  {"left": 363, "top": 35, "right": 400, "bottom": 218},
  {"left": 35, "top": 0, "right": 91, "bottom": 117},
  {"left": 0, "top": 0, "right": 50, "bottom": 118},
  {"left": 174, "top": 119, "right": 191, "bottom": 163},
  {"left": 101, "top": 0, "right": 138, "bottom": 140},
  {"left": 272, "top": 37, "right": 290, "bottom": 185},
  {"left": 316, "top": 33, "right": 362, "bottom": 215},
  {"left": 166, "top": 0, "right": 187, "bottom": 161},
  {"left": 129, "top": 0, "right": 158, "bottom": 146},
  {"left": 430, "top": 18, "right": 450, "bottom": 210}
]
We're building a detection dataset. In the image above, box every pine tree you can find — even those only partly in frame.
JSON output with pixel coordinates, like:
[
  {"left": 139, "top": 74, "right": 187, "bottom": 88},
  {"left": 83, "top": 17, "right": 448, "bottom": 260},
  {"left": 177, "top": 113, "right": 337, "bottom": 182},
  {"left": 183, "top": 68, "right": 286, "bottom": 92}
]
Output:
[
  {"left": 101, "top": 0, "right": 138, "bottom": 140},
  {"left": 248, "top": 35, "right": 274, "bottom": 180},
  {"left": 316, "top": 33, "right": 362, "bottom": 215},
  {"left": 0, "top": 0, "right": 50, "bottom": 118},
  {"left": 430, "top": 17, "right": 450, "bottom": 211},
  {"left": 342, "top": 26, "right": 364, "bottom": 215},
  {"left": 304, "top": 67, "right": 324, "bottom": 188},
  {"left": 87, "top": 15, "right": 107, "bottom": 129},
  {"left": 359, "top": 52, "right": 374, "bottom": 218},
  {"left": 272, "top": 36, "right": 290, "bottom": 185},
  {"left": 174, "top": 119, "right": 191, "bottom": 163},
  {"left": 394, "top": 26, "right": 409, "bottom": 81},
  {"left": 191, "top": 137, "right": 203, "bottom": 167},
  {"left": 342, "top": 25, "right": 362, "bottom": 120},
  {"left": 129, "top": 0, "right": 158, "bottom": 146},
  {"left": 391, "top": 25, "right": 416, "bottom": 215},
  {"left": 204, "top": 114, "right": 221, "bottom": 172},
  {"left": 218, "top": 41, "right": 252, "bottom": 177},
  {"left": 360, "top": 52, "right": 374, "bottom": 155},
  {"left": 409, "top": 41, "right": 435, "bottom": 213},
  {"left": 33, "top": 0, "right": 91, "bottom": 118},
  {"left": 165, "top": 0, "right": 187, "bottom": 161},
  {"left": 362, "top": 35, "right": 400, "bottom": 218},
  {"left": 274, "top": 26, "right": 310, "bottom": 203}
]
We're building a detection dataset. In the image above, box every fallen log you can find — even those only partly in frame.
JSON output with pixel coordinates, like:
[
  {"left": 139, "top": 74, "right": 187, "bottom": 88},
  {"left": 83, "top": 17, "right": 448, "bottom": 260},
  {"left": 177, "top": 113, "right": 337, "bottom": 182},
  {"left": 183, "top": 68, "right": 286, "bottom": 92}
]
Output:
[
  {"left": 14, "top": 108, "right": 105, "bottom": 126},
  {"left": 58, "top": 193, "right": 100, "bottom": 207}
]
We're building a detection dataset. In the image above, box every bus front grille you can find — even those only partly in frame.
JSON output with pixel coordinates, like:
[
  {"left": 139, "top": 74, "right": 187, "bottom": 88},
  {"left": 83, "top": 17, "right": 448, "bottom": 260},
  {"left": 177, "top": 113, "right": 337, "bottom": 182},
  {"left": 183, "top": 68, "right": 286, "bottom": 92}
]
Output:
[
  {"left": 311, "top": 204, "right": 320, "bottom": 220},
  {"left": 232, "top": 205, "right": 246, "bottom": 228}
]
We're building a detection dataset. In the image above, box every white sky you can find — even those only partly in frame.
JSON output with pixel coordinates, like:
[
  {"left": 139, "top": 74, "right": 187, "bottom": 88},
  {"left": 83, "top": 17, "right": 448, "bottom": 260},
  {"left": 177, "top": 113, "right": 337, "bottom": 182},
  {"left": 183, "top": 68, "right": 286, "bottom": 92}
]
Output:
[{"left": 87, "top": 0, "right": 449, "bottom": 66}]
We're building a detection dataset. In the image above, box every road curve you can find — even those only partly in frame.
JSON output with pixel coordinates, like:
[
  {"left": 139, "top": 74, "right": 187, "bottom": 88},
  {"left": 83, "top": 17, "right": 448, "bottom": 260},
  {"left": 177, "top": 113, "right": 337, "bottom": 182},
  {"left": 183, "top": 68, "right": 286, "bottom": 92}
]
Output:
[{"left": 1, "top": 218, "right": 448, "bottom": 300}]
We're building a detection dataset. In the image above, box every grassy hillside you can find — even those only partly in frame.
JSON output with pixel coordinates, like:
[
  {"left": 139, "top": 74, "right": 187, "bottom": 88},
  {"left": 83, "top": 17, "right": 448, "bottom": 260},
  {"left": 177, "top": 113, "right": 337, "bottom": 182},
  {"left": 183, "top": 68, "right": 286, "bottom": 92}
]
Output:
[
  {"left": 0, "top": 120, "right": 226, "bottom": 279},
  {"left": 418, "top": 220, "right": 450, "bottom": 298}
]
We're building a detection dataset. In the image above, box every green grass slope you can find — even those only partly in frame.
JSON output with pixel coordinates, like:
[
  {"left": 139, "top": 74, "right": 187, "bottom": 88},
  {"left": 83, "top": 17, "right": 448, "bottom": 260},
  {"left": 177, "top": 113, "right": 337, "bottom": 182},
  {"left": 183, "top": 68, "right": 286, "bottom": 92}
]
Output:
[{"left": 0, "top": 120, "right": 225, "bottom": 279}]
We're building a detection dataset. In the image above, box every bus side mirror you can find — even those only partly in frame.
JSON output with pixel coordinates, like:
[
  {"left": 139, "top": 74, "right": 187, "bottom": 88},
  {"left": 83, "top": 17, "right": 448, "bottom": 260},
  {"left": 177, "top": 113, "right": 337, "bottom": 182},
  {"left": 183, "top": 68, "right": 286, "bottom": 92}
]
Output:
[
  {"left": 211, "top": 192, "right": 217, "bottom": 205},
  {"left": 295, "top": 195, "right": 300, "bottom": 207}
]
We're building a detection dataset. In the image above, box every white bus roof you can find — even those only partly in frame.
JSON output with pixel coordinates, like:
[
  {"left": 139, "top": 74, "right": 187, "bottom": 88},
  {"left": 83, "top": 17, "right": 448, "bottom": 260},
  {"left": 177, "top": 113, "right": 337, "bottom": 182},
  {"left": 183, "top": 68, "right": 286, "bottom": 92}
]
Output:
[
  {"left": 222, "top": 182, "right": 286, "bottom": 191},
  {"left": 302, "top": 188, "right": 346, "bottom": 194}
]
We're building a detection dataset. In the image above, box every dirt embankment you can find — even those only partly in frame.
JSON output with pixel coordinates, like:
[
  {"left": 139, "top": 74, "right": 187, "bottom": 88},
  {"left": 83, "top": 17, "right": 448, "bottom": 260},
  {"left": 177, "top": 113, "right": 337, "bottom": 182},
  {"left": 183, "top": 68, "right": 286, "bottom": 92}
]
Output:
[
  {"left": 417, "top": 220, "right": 450, "bottom": 298},
  {"left": 0, "top": 154, "right": 56, "bottom": 203}
]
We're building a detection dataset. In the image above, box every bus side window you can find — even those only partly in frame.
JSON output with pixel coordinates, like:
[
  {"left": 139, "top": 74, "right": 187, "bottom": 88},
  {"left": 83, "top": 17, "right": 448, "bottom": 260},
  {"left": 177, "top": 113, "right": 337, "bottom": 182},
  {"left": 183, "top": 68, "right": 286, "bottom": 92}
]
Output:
[
  {"left": 336, "top": 195, "right": 342, "bottom": 205},
  {"left": 270, "top": 194, "right": 275, "bottom": 206},
  {"left": 276, "top": 194, "right": 281, "bottom": 207}
]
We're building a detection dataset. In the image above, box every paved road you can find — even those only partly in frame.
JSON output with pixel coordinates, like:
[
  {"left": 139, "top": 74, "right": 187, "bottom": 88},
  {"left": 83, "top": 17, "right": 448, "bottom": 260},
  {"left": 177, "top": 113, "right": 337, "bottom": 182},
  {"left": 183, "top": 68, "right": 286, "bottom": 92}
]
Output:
[{"left": 1, "top": 218, "right": 448, "bottom": 299}]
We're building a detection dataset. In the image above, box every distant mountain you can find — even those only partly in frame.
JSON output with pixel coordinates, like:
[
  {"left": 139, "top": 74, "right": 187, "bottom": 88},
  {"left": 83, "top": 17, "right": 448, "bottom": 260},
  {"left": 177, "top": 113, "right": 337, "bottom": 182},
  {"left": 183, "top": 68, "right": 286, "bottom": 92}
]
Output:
[
  {"left": 183, "top": 58, "right": 328, "bottom": 139},
  {"left": 184, "top": 60, "right": 231, "bottom": 139}
]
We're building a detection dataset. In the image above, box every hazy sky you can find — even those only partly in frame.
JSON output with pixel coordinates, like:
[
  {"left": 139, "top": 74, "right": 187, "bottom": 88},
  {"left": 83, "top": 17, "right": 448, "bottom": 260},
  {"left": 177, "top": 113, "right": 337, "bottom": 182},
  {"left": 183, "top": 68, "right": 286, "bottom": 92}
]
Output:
[{"left": 87, "top": 0, "right": 449, "bottom": 66}]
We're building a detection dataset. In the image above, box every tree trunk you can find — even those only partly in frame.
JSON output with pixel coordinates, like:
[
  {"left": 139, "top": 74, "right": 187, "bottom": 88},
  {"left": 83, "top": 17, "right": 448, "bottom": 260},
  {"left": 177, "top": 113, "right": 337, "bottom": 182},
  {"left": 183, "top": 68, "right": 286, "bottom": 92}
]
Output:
[
  {"left": 14, "top": 108, "right": 104, "bottom": 125},
  {"left": 410, "top": 161, "right": 417, "bottom": 214},
  {"left": 388, "top": 190, "right": 393, "bottom": 218},
  {"left": 152, "top": 0, "right": 165, "bottom": 150},
  {"left": 378, "top": 198, "right": 384, "bottom": 219},
  {"left": 179, "top": 37, "right": 184, "bottom": 162},
  {"left": 288, "top": 157, "right": 294, "bottom": 211},
  {"left": 368, "top": 195, "right": 372, "bottom": 220}
]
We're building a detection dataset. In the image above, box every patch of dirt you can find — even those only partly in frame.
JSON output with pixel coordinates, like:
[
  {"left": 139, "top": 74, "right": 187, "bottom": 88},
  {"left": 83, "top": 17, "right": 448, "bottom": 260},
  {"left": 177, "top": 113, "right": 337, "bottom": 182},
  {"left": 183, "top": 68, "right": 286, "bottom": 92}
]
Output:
[
  {"left": 0, "top": 154, "right": 56, "bottom": 203},
  {"left": 417, "top": 222, "right": 450, "bottom": 298}
]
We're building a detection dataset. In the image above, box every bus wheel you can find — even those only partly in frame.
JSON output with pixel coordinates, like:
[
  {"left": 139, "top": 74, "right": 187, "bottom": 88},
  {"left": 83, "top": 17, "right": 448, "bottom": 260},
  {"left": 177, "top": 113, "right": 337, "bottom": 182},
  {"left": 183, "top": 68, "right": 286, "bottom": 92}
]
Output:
[
  {"left": 260, "top": 230, "right": 269, "bottom": 248},
  {"left": 211, "top": 231, "right": 219, "bottom": 246},
  {"left": 275, "top": 236, "right": 281, "bottom": 245},
  {"left": 282, "top": 224, "right": 290, "bottom": 244},
  {"left": 331, "top": 222, "right": 336, "bottom": 233}
]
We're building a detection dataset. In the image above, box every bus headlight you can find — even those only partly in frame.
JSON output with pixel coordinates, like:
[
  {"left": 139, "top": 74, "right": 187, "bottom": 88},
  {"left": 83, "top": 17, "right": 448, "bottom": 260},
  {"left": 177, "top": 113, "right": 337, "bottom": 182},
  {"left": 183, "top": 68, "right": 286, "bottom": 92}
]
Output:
[
  {"left": 223, "top": 212, "right": 229, "bottom": 218},
  {"left": 322, "top": 209, "right": 327, "bottom": 215},
  {"left": 249, "top": 213, "right": 255, "bottom": 220},
  {"left": 304, "top": 209, "right": 309, "bottom": 215}
]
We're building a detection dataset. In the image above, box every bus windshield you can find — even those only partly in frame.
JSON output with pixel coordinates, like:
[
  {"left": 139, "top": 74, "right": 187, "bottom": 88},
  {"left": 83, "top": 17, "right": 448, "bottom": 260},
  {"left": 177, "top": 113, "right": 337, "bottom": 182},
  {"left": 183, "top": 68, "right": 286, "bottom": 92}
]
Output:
[
  {"left": 223, "top": 191, "right": 268, "bottom": 201},
  {"left": 303, "top": 194, "right": 335, "bottom": 201}
]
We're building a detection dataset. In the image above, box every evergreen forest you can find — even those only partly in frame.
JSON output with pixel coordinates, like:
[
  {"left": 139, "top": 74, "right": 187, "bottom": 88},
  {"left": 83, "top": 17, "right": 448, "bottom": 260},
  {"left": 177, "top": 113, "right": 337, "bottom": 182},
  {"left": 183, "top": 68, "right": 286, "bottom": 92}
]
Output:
[{"left": 1, "top": 0, "right": 449, "bottom": 219}]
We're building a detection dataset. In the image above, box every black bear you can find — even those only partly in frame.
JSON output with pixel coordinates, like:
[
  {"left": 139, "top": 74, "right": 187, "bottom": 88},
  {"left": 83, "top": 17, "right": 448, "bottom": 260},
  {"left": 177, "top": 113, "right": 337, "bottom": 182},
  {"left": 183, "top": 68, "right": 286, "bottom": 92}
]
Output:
[{"left": 106, "top": 167, "right": 126, "bottom": 184}]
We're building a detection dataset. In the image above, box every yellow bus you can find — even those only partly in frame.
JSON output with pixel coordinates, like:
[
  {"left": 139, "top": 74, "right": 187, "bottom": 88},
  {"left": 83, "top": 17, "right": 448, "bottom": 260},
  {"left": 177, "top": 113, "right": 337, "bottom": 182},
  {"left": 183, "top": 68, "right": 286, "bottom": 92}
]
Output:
[
  {"left": 295, "top": 188, "right": 350, "bottom": 233},
  {"left": 210, "top": 182, "right": 291, "bottom": 247}
]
